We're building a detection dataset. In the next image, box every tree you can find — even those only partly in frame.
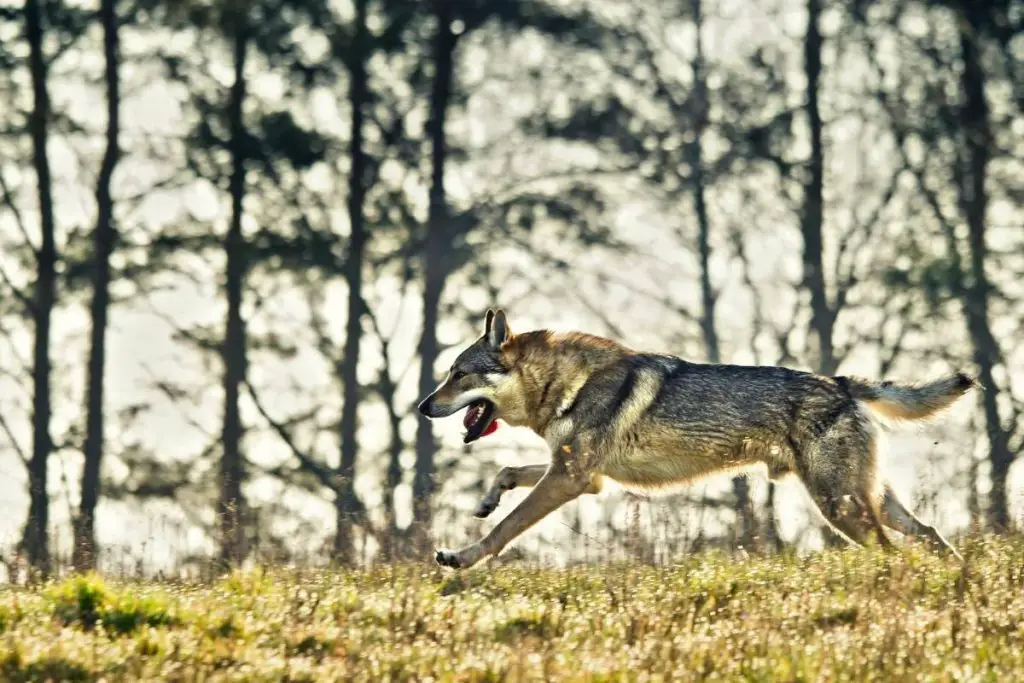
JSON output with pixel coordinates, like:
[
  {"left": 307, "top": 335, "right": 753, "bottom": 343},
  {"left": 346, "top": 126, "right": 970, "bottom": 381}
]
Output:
[
  {"left": 800, "top": 0, "right": 833, "bottom": 376},
  {"left": 333, "top": 0, "right": 371, "bottom": 562},
  {"left": 72, "top": 0, "right": 123, "bottom": 572},
  {"left": 217, "top": 4, "right": 250, "bottom": 568},
  {"left": 412, "top": 0, "right": 456, "bottom": 550},
  {"left": 21, "top": 0, "right": 59, "bottom": 575},
  {"left": 953, "top": 2, "right": 1014, "bottom": 530}
]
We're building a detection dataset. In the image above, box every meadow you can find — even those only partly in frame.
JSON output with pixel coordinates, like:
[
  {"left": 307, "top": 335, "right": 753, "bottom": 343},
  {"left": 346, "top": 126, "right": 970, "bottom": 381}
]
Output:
[{"left": 2, "top": 536, "right": 1023, "bottom": 682}]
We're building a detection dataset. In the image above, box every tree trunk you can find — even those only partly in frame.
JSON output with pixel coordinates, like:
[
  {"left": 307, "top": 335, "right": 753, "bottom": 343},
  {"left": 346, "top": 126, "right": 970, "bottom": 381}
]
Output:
[
  {"left": 688, "top": 0, "right": 757, "bottom": 549},
  {"left": 21, "top": 0, "right": 57, "bottom": 575},
  {"left": 412, "top": 1, "right": 456, "bottom": 551},
  {"left": 690, "top": 0, "right": 717, "bottom": 369},
  {"left": 73, "top": 0, "right": 121, "bottom": 572},
  {"left": 382, "top": 382, "right": 405, "bottom": 560},
  {"left": 802, "top": 0, "right": 846, "bottom": 550},
  {"left": 333, "top": 0, "right": 370, "bottom": 563},
  {"left": 967, "top": 450, "right": 981, "bottom": 532},
  {"left": 763, "top": 481, "right": 783, "bottom": 551},
  {"left": 801, "top": 0, "right": 835, "bottom": 377},
  {"left": 219, "top": 18, "right": 249, "bottom": 567},
  {"left": 957, "top": 8, "right": 1012, "bottom": 531}
]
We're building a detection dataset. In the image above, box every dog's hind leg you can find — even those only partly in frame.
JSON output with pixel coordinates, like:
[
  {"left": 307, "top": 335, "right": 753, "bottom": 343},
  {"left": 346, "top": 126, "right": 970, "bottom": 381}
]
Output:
[
  {"left": 880, "top": 484, "right": 963, "bottom": 561},
  {"left": 816, "top": 513, "right": 863, "bottom": 549},
  {"left": 807, "top": 492, "right": 889, "bottom": 549},
  {"left": 800, "top": 415, "right": 894, "bottom": 552},
  {"left": 474, "top": 464, "right": 548, "bottom": 518}
]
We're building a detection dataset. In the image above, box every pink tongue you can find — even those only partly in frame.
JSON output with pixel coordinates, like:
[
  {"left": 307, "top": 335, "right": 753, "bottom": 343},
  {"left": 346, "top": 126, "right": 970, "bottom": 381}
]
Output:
[{"left": 482, "top": 421, "right": 499, "bottom": 437}]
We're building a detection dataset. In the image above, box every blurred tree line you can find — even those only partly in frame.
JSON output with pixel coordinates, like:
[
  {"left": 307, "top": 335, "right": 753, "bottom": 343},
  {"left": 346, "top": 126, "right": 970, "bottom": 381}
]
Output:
[{"left": 0, "top": 0, "right": 1019, "bottom": 575}]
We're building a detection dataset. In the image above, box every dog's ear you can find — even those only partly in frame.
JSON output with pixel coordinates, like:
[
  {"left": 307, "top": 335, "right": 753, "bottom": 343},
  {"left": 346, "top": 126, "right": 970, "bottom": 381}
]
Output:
[
  {"left": 483, "top": 309, "right": 495, "bottom": 338},
  {"left": 487, "top": 309, "right": 510, "bottom": 347}
]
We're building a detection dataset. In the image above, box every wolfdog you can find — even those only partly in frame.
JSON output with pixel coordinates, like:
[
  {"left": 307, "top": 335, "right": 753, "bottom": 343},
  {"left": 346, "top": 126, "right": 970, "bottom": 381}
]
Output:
[{"left": 417, "top": 309, "right": 974, "bottom": 569}]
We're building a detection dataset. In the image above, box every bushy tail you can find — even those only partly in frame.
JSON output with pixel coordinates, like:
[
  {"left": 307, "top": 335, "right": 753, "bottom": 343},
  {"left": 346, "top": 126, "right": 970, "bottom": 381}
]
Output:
[{"left": 845, "top": 373, "right": 977, "bottom": 422}]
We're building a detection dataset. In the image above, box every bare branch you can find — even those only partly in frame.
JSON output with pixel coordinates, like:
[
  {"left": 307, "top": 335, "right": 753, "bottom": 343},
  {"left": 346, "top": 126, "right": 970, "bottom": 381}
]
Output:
[
  {"left": 138, "top": 362, "right": 215, "bottom": 440},
  {"left": 878, "top": 300, "right": 915, "bottom": 377},
  {"left": 774, "top": 295, "right": 803, "bottom": 367},
  {"left": 0, "top": 410, "right": 28, "bottom": 466},
  {"left": 243, "top": 377, "right": 337, "bottom": 493},
  {"left": 0, "top": 168, "right": 37, "bottom": 255},
  {"left": 831, "top": 163, "right": 903, "bottom": 321},
  {"left": 505, "top": 232, "right": 700, "bottom": 327},
  {"left": 0, "top": 317, "right": 31, "bottom": 382},
  {"left": 729, "top": 224, "right": 766, "bottom": 365},
  {"left": 0, "top": 260, "right": 33, "bottom": 314}
]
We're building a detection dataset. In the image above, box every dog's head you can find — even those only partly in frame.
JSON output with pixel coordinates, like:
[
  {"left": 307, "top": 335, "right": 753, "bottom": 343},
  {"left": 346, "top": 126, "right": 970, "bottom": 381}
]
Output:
[{"left": 417, "top": 308, "right": 522, "bottom": 444}]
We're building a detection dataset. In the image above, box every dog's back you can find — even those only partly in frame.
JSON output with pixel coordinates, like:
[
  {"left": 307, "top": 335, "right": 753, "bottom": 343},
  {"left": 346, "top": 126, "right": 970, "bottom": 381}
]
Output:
[{"left": 541, "top": 345, "right": 972, "bottom": 492}]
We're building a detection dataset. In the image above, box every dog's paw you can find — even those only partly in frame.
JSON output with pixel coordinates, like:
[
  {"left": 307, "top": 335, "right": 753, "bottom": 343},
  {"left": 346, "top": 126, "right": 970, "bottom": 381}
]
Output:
[
  {"left": 435, "top": 549, "right": 463, "bottom": 569},
  {"left": 473, "top": 500, "right": 496, "bottom": 518}
]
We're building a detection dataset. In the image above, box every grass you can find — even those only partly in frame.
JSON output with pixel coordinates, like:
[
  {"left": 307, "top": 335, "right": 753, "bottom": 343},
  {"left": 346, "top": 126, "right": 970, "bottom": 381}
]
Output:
[{"left": 1, "top": 536, "right": 1024, "bottom": 681}]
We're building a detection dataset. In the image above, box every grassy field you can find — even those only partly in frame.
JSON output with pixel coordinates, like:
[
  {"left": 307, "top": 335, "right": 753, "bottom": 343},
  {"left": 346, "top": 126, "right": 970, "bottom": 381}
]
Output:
[{"left": 1, "top": 536, "right": 1023, "bottom": 681}]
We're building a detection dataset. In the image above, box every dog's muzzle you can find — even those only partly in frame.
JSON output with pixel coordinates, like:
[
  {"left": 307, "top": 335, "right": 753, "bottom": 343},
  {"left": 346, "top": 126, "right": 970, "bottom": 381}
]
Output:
[{"left": 418, "top": 396, "right": 446, "bottom": 418}]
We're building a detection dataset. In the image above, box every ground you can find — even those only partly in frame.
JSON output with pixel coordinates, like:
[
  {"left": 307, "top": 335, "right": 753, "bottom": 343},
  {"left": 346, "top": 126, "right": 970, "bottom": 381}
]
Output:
[{"left": 1, "top": 536, "right": 1023, "bottom": 681}]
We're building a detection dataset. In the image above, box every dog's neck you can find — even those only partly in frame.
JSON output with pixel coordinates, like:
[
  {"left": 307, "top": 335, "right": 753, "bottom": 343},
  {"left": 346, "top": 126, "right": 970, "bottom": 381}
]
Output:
[{"left": 503, "top": 330, "right": 630, "bottom": 434}]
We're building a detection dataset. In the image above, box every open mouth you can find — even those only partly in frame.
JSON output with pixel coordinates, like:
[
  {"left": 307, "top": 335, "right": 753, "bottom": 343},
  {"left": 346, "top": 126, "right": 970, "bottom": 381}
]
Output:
[{"left": 462, "top": 399, "right": 499, "bottom": 444}]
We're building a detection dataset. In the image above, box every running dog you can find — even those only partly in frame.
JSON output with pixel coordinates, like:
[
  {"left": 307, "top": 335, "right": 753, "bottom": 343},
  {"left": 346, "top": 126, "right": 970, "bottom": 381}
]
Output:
[{"left": 417, "top": 309, "right": 973, "bottom": 569}]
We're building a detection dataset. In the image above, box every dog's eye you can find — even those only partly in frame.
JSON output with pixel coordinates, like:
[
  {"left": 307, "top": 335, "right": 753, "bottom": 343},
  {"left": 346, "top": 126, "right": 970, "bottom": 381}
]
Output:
[{"left": 451, "top": 370, "right": 466, "bottom": 381}]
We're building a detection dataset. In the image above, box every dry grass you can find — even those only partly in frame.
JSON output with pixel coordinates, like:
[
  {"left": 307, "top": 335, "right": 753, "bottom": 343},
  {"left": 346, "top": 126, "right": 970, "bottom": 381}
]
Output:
[{"left": 2, "top": 536, "right": 1024, "bottom": 681}]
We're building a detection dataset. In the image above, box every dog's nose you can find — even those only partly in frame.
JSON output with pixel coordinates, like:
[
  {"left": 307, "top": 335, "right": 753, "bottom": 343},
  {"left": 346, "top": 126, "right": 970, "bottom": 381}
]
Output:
[{"left": 417, "top": 397, "right": 433, "bottom": 417}]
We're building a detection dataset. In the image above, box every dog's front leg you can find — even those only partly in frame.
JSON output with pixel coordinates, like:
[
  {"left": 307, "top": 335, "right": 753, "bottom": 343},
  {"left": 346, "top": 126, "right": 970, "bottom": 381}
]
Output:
[
  {"left": 473, "top": 464, "right": 548, "bottom": 518},
  {"left": 436, "top": 466, "right": 591, "bottom": 570}
]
